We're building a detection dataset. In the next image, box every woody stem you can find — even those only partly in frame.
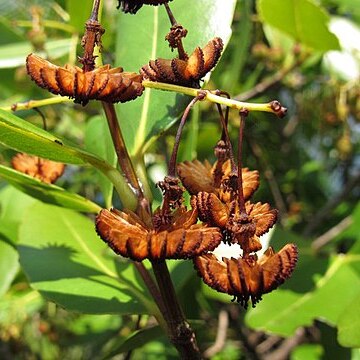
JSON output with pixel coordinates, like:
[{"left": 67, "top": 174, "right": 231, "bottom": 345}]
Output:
[
  {"left": 101, "top": 102, "right": 145, "bottom": 203},
  {"left": 163, "top": 3, "right": 188, "bottom": 60},
  {"left": 237, "top": 110, "right": 247, "bottom": 213},
  {"left": 152, "top": 260, "right": 201, "bottom": 359},
  {"left": 168, "top": 92, "right": 206, "bottom": 177},
  {"left": 215, "top": 91, "right": 236, "bottom": 172}
]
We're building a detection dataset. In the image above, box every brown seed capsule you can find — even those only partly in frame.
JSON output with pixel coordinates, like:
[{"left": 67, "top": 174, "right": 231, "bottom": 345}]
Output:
[
  {"left": 11, "top": 153, "right": 65, "bottom": 184},
  {"left": 194, "top": 243, "right": 298, "bottom": 308},
  {"left": 117, "top": 0, "right": 172, "bottom": 14},
  {"left": 95, "top": 207, "right": 222, "bottom": 261},
  {"left": 26, "top": 54, "right": 144, "bottom": 106},
  {"left": 177, "top": 159, "right": 259, "bottom": 202},
  {"left": 140, "top": 37, "right": 224, "bottom": 88}
]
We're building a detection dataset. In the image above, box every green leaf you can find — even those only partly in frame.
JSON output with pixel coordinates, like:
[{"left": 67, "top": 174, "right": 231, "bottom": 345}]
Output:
[
  {"left": 0, "top": 185, "right": 36, "bottom": 243},
  {"left": 257, "top": 0, "right": 340, "bottom": 52},
  {"left": 84, "top": 115, "right": 116, "bottom": 208},
  {"left": 0, "top": 236, "right": 18, "bottom": 297},
  {"left": 0, "top": 108, "right": 92, "bottom": 164},
  {"left": 0, "top": 38, "right": 75, "bottom": 69},
  {"left": 66, "top": 0, "right": 93, "bottom": 32},
  {"left": 105, "top": 326, "right": 163, "bottom": 358},
  {"left": 291, "top": 344, "right": 324, "bottom": 360},
  {"left": 115, "top": 0, "right": 237, "bottom": 156},
  {"left": 0, "top": 165, "right": 101, "bottom": 213},
  {"left": 18, "top": 202, "right": 155, "bottom": 315},
  {"left": 246, "top": 253, "right": 360, "bottom": 336},
  {"left": 338, "top": 294, "right": 360, "bottom": 348},
  {"left": 0, "top": 109, "right": 137, "bottom": 209}
]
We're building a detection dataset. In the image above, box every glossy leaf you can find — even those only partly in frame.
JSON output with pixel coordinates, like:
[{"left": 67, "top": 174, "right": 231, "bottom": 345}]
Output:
[
  {"left": 66, "top": 0, "right": 93, "bottom": 32},
  {"left": 0, "top": 109, "right": 137, "bottom": 209},
  {"left": 0, "top": 165, "right": 101, "bottom": 213},
  {"left": 246, "top": 253, "right": 360, "bottom": 337},
  {"left": 338, "top": 294, "right": 360, "bottom": 348},
  {"left": 0, "top": 39, "right": 75, "bottom": 69},
  {"left": 105, "top": 326, "right": 163, "bottom": 358},
  {"left": 84, "top": 115, "right": 116, "bottom": 208},
  {"left": 257, "top": 0, "right": 340, "bottom": 52},
  {"left": 18, "top": 202, "right": 155, "bottom": 315},
  {"left": 115, "top": 0, "right": 237, "bottom": 156},
  {"left": 0, "top": 235, "right": 18, "bottom": 297}
]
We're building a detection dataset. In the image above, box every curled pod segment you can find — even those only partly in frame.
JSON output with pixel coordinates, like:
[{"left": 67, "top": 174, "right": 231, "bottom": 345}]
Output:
[
  {"left": 26, "top": 54, "right": 144, "bottom": 106},
  {"left": 141, "top": 37, "right": 224, "bottom": 88},
  {"left": 95, "top": 208, "right": 222, "bottom": 261},
  {"left": 194, "top": 243, "right": 298, "bottom": 308}
]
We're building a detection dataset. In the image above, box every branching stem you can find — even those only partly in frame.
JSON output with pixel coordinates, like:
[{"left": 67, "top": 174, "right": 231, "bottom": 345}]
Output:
[{"left": 143, "top": 80, "right": 287, "bottom": 118}]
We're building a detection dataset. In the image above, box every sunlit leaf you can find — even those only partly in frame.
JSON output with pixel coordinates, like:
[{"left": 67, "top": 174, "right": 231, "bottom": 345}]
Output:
[
  {"left": 18, "top": 202, "right": 155, "bottom": 315},
  {"left": 257, "top": 0, "right": 340, "bottom": 51},
  {"left": 84, "top": 115, "right": 116, "bottom": 208},
  {"left": 0, "top": 165, "right": 101, "bottom": 213},
  {"left": 0, "top": 39, "right": 75, "bottom": 68},
  {"left": 0, "top": 236, "right": 18, "bottom": 297},
  {"left": 0, "top": 109, "right": 136, "bottom": 209},
  {"left": 338, "top": 294, "right": 360, "bottom": 348},
  {"left": 246, "top": 254, "right": 360, "bottom": 336}
]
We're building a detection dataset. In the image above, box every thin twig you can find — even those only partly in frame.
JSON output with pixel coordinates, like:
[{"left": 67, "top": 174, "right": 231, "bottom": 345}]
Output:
[
  {"left": 168, "top": 92, "right": 206, "bottom": 177},
  {"left": 248, "top": 139, "right": 288, "bottom": 220},
  {"left": 262, "top": 328, "right": 306, "bottom": 360},
  {"left": 312, "top": 216, "right": 353, "bottom": 251},
  {"left": 203, "top": 310, "right": 229, "bottom": 358},
  {"left": 235, "top": 62, "right": 299, "bottom": 101},
  {"left": 101, "top": 102, "right": 146, "bottom": 203},
  {"left": 142, "top": 80, "right": 287, "bottom": 118},
  {"left": 303, "top": 172, "right": 360, "bottom": 236}
]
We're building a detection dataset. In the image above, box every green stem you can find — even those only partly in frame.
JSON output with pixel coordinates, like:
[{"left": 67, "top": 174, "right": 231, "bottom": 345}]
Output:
[
  {"left": 14, "top": 20, "right": 76, "bottom": 33},
  {"left": 1, "top": 97, "right": 72, "bottom": 112},
  {"left": 142, "top": 80, "right": 287, "bottom": 117}
]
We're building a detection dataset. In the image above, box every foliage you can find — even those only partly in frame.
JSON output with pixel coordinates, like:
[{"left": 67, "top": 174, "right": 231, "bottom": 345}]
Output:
[{"left": 0, "top": 0, "right": 359, "bottom": 358}]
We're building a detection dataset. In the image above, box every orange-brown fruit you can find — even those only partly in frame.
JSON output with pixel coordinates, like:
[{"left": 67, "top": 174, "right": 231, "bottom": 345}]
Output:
[
  {"left": 194, "top": 243, "right": 298, "bottom": 307},
  {"left": 193, "top": 192, "right": 278, "bottom": 254},
  {"left": 11, "top": 153, "right": 65, "bottom": 184},
  {"left": 117, "top": 0, "right": 172, "bottom": 14},
  {"left": 26, "top": 54, "right": 144, "bottom": 105},
  {"left": 140, "top": 37, "right": 223, "bottom": 88},
  {"left": 177, "top": 159, "right": 259, "bottom": 202},
  {"left": 95, "top": 207, "right": 222, "bottom": 261}
]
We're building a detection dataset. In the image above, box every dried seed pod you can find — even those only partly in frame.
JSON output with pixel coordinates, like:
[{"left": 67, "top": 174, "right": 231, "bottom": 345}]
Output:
[
  {"left": 140, "top": 37, "right": 223, "bottom": 88},
  {"left": 192, "top": 192, "right": 277, "bottom": 254},
  {"left": 11, "top": 153, "right": 65, "bottom": 184},
  {"left": 245, "top": 202, "right": 278, "bottom": 237},
  {"left": 177, "top": 159, "right": 259, "bottom": 202},
  {"left": 117, "top": 0, "right": 172, "bottom": 14},
  {"left": 194, "top": 243, "right": 298, "bottom": 307},
  {"left": 193, "top": 192, "right": 229, "bottom": 228},
  {"left": 95, "top": 207, "right": 222, "bottom": 261},
  {"left": 26, "top": 54, "right": 144, "bottom": 105}
]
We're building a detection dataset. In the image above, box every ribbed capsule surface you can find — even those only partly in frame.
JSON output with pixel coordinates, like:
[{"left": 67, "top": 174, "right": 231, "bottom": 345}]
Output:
[
  {"left": 194, "top": 243, "right": 298, "bottom": 307},
  {"left": 140, "top": 37, "right": 224, "bottom": 88},
  {"left": 177, "top": 159, "right": 260, "bottom": 202},
  {"left": 95, "top": 208, "right": 223, "bottom": 261},
  {"left": 26, "top": 54, "right": 144, "bottom": 105}
]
